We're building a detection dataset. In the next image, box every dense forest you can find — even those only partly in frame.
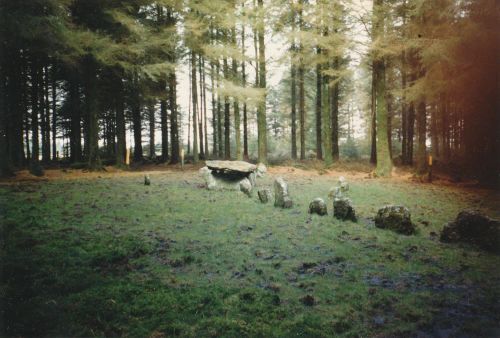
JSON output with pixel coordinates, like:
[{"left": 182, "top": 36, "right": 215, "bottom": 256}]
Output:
[{"left": 0, "top": 0, "right": 498, "bottom": 185}]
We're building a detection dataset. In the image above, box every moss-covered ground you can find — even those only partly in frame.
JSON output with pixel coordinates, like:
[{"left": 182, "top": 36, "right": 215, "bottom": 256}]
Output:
[{"left": 1, "top": 166, "right": 499, "bottom": 337}]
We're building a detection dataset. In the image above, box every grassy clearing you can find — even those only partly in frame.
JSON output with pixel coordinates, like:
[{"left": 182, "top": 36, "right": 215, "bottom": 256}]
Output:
[{"left": 1, "top": 168, "right": 499, "bottom": 337}]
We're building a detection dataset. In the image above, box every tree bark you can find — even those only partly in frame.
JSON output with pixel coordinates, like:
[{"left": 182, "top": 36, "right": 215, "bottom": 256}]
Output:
[
  {"left": 223, "top": 56, "right": 231, "bottom": 159},
  {"left": 191, "top": 51, "right": 199, "bottom": 163},
  {"left": 257, "top": 0, "right": 267, "bottom": 163},
  {"left": 149, "top": 101, "right": 156, "bottom": 159},
  {"left": 115, "top": 76, "right": 126, "bottom": 166},
  {"left": 315, "top": 49, "right": 323, "bottom": 160},
  {"left": 84, "top": 57, "right": 101, "bottom": 170},
  {"left": 373, "top": 0, "right": 392, "bottom": 176}
]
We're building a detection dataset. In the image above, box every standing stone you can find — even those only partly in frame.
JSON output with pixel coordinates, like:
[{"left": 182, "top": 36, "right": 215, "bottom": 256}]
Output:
[
  {"left": 333, "top": 197, "right": 356, "bottom": 221},
  {"left": 256, "top": 163, "right": 267, "bottom": 177},
  {"left": 248, "top": 172, "right": 257, "bottom": 187},
  {"left": 239, "top": 178, "right": 253, "bottom": 197},
  {"left": 309, "top": 198, "right": 327, "bottom": 216},
  {"left": 274, "top": 177, "right": 293, "bottom": 208},
  {"left": 144, "top": 175, "right": 151, "bottom": 186},
  {"left": 338, "top": 176, "right": 349, "bottom": 193},
  {"left": 258, "top": 188, "right": 272, "bottom": 203},
  {"left": 375, "top": 205, "right": 415, "bottom": 235}
]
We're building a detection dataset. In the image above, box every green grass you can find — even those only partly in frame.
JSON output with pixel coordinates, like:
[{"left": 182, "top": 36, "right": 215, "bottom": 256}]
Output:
[{"left": 1, "top": 170, "right": 499, "bottom": 337}]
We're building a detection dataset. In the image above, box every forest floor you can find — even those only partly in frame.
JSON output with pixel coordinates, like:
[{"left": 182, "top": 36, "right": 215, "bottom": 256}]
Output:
[{"left": 1, "top": 163, "right": 499, "bottom": 337}]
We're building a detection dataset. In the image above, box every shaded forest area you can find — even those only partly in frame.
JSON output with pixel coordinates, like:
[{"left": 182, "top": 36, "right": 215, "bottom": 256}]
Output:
[{"left": 0, "top": 0, "right": 498, "bottom": 185}]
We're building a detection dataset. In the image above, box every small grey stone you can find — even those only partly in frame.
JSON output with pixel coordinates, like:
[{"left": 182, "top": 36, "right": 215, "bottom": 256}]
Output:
[
  {"left": 375, "top": 205, "right": 415, "bottom": 235},
  {"left": 258, "top": 188, "right": 272, "bottom": 203},
  {"left": 333, "top": 197, "right": 357, "bottom": 221},
  {"left": 308, "top": 198, "right": 327, "bottom": 216}
]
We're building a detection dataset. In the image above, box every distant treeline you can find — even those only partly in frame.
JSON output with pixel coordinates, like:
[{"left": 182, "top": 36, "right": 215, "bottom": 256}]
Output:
[{"left": 0, "top": 0, "right": 497, "bottom": 185}]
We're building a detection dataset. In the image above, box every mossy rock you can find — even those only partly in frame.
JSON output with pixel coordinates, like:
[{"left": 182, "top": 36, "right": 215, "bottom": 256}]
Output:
[{"left": 375, "top": 205, "right": 415, "bottom": 235}]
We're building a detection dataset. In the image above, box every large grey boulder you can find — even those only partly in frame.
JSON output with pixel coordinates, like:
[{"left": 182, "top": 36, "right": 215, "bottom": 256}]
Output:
[
  {"left": 440, "top": 210, "right": 500, "bottom": 253},
  {"left": 375, "top": 205, "right": 415, "bottom": 235},
  {"left": 274, "top": 177, "right": 293, "bottom": 208},
  {"left": 333, "top": 197, "right": 356, "bottom": 221},
  {"left": 309, "top": 198, "right": 327, "bottom": 216},
  {"left": 258, "top": 188, "right": 272, "bottom": 203}
]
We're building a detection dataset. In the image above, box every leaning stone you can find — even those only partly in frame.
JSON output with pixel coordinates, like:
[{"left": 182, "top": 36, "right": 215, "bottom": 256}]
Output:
[
  {"left": 309, "top": 198, "right": 328, "bottom": 216},
  {"left": 144, "top": 174, "right": 151, "bottom": 185},
  {"left": 256, "top": 163, "right": 267, "bottom": 177},
  {"left": 440, "top": 210, "right": 500, "bottom": 253},
  {"left": 274, "top": 177, "right": 292, "bottom": 208},
  {"left": 239, "top": 178, "right": 253, "bottom": 197},
  {"left": 258, "top": 188, "right": 272, "bottom": 203},
  {"left": 333, "top": 197, "right": 356, "bottom": 221},
  {"left": 375, "top": 205, "right": 415, "bottom": 235}
]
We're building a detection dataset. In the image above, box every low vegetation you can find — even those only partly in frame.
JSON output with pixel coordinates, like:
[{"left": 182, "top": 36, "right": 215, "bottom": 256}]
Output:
[{"left": 1, "top": 168, "right": 499, "bottom": 337}]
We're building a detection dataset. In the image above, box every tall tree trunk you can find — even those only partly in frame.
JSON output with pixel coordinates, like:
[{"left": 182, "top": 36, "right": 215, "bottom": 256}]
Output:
[
  {"left": 84, "top": 57, "right": 101, "bottom": 170},
  {"left": 169, "top": 72, "right": 179, "bottom": 164},
  {"left": 374, "top": 59, "right": 391, "bottom": 176},
  {"left": 210, "top": 61, "right": 217, "bottom": 156},
  {"left": 407, "top": 101, "right": 415, "bottom": 164},
  {"left": 416, "top": 99, "right": 427, "bottom": 174},
  {"left": 315, "top": 48, "right": 323, "bottom": 160},
  {"left": 203, "top": 59, "right": 209, "bottom": 157},
  {"left": 44, "top": 65, "right": 51, "bottom": 162},
  {"left": 231, "top": 27, "right": 242, "bottom": 160},
  {"left": 373, "top": 0, "right": 392, "bottom": 176},
  {"left": 223, "top": 56, "right": 231, "bottom": 159},
  {"left": 51, "top": 65, "right": 57, "bottom": 160},
  {"left": 31, "top": 58, "right": 40, "bottom": 165},
  {"left": 187, "top": 64, "right": 191, "bottom": 155},
  {"left": 131, "top": 73, "right": 143, "bottom": 163},
  {"left": 149, "top": 101, "right": 156, "bottom": 159},
  {"left": 298, "top": 0, "right": 305, "bottom": 160},
  {"left": 161, "top": 99, "right": 169, "bottom": 161},
  {"left": 257, "top": 0, "right": 267, "bottom": 163},
  {"left": 241, "top": 22, "right": 249, "bottom": 160},
  {"left": 115, "top": 76, "right": 126, "bottom": 166},
  {"left": 216, "top": 60, "right": 223, "bottom": 158},
  {"left": 5, "top": 48, "right": 25, "bottom": 168},
  {"left": 40, "top": 65, "right": 48, "bottom": 162},
  {"left": 331, "top": 58, "right": 340, "bottom": 161},
  {"left": 401, "top": 51, "right": 408, "bottom": 164},
  {"left": 191, "top": 51, "right": 199, "bottom": 163},
  {"left": 290, "top": 37, "right": 297, "bottom": 159},
  {"left": 198, "top": 55, "right": 205, "bottom": 159},
  {"left": 431, "top": 103, "right": 439, "bottom": 159},
  {"left": 69, "top": 73, "right": 82, "bottom": 162},
  {"left": 370, "top": 65, "right": 377, "bottom": 164}
]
